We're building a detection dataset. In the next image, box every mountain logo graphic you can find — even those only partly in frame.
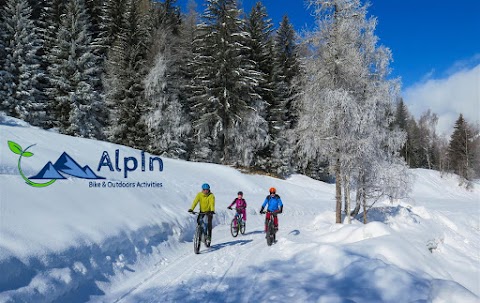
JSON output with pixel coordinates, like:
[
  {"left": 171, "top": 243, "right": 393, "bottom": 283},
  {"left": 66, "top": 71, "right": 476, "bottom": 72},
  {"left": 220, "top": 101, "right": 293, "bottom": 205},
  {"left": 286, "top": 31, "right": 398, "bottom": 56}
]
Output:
[
  {"left": 8, "top": 141, "right": 104, "bottom": 188},
  {"left": 30, "top": 152, "right": 104, "bottom": 180}
]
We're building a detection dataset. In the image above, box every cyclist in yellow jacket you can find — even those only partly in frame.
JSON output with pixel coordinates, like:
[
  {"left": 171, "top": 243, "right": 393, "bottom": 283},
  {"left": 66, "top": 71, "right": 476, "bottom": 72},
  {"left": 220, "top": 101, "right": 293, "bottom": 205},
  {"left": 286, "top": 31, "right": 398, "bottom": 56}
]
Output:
[{"left": 188, "top": 183, "right": 215, "bottom": 242}]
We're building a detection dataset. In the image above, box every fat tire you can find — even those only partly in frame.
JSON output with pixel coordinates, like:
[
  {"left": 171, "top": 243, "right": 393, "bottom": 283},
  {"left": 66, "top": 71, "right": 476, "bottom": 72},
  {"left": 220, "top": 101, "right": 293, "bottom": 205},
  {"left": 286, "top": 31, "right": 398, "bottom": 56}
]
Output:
[
  {"left": 194, "top": 226, "right": 201, "bottom": 254},
  {"left": 266, "top": 220, "right": 274, "bottom": 246}
]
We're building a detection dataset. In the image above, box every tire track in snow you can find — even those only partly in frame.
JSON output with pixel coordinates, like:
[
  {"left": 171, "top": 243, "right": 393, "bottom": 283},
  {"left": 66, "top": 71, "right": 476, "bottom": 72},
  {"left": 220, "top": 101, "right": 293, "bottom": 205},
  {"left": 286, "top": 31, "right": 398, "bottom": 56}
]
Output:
[
  {"left": 206, "top": 229, "right": 267, "bottom": 303},
  {"left": 112, "top": 223, "right": 262, "bottom": 302},
  {"left": 111, "top": 246, "right": 194, "bottom": 303}
]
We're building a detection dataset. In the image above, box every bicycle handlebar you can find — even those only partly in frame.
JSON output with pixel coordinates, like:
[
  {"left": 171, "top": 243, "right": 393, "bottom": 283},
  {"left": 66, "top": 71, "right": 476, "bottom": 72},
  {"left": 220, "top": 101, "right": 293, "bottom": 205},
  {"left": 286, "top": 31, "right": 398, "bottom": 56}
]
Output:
[
  {"left": 189, "top": 211, "right": 214, "bottom": 215},
  {"left": 261, "top": 210, "right": 281, "bottom": 214}
]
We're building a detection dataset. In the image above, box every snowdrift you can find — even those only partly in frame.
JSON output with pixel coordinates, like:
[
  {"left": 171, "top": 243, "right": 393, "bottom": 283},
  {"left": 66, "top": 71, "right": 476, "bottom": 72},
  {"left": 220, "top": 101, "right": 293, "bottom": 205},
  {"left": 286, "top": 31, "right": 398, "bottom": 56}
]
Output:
[{"left": 0, "top": 117, "right": 479, "bottom": 302}]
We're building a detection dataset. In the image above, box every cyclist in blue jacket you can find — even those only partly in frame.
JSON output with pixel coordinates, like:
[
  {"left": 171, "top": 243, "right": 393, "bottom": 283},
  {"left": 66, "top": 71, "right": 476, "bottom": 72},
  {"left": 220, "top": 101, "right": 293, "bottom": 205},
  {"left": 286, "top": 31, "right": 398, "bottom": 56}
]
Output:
[{"left": 260, "top": 187, "right": 283, "bottom": 232}]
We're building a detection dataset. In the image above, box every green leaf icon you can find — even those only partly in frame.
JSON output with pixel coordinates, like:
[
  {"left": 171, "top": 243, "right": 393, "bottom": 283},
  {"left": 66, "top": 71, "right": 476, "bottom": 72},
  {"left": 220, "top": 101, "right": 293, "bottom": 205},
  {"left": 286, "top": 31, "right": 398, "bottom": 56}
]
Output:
[
  {"left": 22, "top": 151, "right": 34, "bottom": 157},
  {"left": 8, "top": 141, "right": 23, "bottom": 155}
]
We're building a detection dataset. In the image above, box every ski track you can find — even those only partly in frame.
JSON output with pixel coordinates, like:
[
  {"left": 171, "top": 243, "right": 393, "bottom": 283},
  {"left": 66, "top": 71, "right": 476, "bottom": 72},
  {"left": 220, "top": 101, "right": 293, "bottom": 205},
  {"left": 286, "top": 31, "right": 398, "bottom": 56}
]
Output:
[{"left": 110, "top": 215, "right": 294, "bottom": 303}]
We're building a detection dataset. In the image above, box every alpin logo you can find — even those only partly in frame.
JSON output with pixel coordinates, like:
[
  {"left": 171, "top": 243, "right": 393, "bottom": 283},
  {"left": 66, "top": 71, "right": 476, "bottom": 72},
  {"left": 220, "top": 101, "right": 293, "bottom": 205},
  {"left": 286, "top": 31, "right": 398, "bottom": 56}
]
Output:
[{"left": 8, "top": 140, "right": 104, "bottom": 187}]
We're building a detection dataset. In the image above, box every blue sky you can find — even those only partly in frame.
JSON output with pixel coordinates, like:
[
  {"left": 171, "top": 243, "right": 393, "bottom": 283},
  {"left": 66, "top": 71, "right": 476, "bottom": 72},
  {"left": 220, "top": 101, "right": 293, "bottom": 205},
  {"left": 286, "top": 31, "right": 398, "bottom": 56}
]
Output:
[{"left": 179, "top": 0, "right": 480, "bottom": 134}]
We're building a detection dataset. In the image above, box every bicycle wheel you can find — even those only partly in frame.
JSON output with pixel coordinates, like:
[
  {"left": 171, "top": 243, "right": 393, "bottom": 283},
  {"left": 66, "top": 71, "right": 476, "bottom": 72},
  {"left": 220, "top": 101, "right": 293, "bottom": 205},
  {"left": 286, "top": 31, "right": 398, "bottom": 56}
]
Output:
[
  {"left": 266, "top": 220, "right": 274, "bottom": 246},
  {"left": 230, "top": 219, "right": 239, "bottom": 237},
  {"left": 194, "top": 225, "right": 201, "bottom": 254},
  {"left": 239, "top": 218, "right": 246, "bottom": 235}
]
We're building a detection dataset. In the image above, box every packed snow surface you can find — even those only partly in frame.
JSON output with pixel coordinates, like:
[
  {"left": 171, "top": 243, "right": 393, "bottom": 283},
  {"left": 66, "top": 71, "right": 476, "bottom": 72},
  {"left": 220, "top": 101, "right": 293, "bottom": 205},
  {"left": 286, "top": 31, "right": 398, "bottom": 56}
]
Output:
[{"left": 0, "top": 116, "right": 479, "bottom": 302}]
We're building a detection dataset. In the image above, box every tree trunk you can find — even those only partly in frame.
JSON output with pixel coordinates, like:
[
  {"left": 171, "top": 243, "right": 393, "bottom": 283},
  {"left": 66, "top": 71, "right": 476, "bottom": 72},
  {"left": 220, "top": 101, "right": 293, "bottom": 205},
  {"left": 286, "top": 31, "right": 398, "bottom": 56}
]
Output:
[
  {"left": 351, "top": 170, "right": 363, "bottom": 217},
  {"left": 335, "top": 158, "right": 342, "bottom": 223},
  {"left": 343, "top": 174, "right": 351, "bottom": 224},
  {"left": 362, "top": 187, "right": 367, "bottom": 224}
]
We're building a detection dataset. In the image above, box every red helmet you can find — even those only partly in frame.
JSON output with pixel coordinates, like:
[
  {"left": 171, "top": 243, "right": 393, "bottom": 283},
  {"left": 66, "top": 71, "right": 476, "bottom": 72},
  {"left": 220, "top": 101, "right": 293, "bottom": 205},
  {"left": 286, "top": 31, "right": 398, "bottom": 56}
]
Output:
[{"left": 269, "top": 187, "right": 276, "bottom": 194}]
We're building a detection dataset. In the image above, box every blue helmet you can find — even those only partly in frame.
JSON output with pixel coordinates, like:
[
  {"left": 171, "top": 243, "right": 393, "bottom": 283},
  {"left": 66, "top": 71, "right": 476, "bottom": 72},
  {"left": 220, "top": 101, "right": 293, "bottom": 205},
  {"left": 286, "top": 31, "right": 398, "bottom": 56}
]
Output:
[{"left": 201, "top": 183, "right": 210, "bottom": 190}]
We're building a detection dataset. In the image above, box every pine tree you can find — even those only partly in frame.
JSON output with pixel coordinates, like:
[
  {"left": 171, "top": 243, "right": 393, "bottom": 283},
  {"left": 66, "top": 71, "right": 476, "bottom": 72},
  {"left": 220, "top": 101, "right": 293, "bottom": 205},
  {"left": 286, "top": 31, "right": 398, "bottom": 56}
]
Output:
[
  {"left": 190, "top": 0, "right": 267, "bottom": 165},
  {"left": 394, "top": 98, "right": 410, "bottom": 163},
  {"left": 145, "top": 0, "right": 191, "bottom": 158},
  {"left": 47, "top": 0, "right": 105, "bottom": 138},
  {"left": 271, "top": 15, "right": 301, "bottom": 176},
  {"left": 394, "top": 98, "right": 409, "bottom": 130},
  {"left": 99, "top": 0, "right": 127, "bottom": 47},
  {"left": 105, "top": 0, "right": 151, "bottom": 149},
  {"left": 37, "top": 0, "right": 67, "bottom": 126},
  {"left": 447, "top": 114, "right": 475, "bottom": 180},
  {"left": 84, "top": 0, "right": 106, "bottom": 94},
  {"left": 273, "top": 15, "right": 300, "bottom": 128},
  {"left": 405, "top": 116, "right": 422, "bottom": 167},
  {"left": 244, "top": 2, "right": 282, "bottom": 173},
  {"left": 85, "top": 0, "right": 103, "bottom": 40},
  {"left": 0, "top": 0, "right": 46, "bottom": 125},
  {"left": 177, "top": 0, "right": 199, "bottom": 157}
]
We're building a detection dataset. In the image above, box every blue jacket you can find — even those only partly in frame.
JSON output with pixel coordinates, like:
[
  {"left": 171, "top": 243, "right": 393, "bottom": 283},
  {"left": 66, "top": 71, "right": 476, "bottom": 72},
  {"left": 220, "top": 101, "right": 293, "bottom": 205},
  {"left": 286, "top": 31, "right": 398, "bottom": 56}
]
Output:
[{"left": 262, "top": 194, "right": 283, "bottom": 212}]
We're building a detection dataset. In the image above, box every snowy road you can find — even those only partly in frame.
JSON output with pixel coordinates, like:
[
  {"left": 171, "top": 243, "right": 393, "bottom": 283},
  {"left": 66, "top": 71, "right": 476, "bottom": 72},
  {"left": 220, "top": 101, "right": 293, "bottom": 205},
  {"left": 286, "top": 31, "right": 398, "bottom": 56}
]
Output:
[
  {"left": 98, "top": 213, "right": 309, "bottom": 303},
  {"left": 93, "top": 201, "right": 480, "bottom": 303}
]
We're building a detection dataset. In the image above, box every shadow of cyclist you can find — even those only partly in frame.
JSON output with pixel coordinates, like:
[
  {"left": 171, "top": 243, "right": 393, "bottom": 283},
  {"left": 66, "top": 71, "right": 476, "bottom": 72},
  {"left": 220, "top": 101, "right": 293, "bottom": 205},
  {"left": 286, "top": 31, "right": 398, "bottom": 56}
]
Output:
[{"left": 205, "top": 239, "right": 253, "bottom": 252}]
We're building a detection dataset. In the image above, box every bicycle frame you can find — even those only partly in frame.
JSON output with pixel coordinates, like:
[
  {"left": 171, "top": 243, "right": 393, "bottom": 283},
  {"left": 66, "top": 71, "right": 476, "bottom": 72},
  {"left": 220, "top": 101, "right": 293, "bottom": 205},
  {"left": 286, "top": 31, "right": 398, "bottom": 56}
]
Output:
[
  {"left": 198, "top": 213, "right": 208, "bottom": 239},
  {"left": 234, "top": 212, "right": 243, "bottom": 225},
  {"left": 230, "top": 208, "right": 246, "bottom": 237}
]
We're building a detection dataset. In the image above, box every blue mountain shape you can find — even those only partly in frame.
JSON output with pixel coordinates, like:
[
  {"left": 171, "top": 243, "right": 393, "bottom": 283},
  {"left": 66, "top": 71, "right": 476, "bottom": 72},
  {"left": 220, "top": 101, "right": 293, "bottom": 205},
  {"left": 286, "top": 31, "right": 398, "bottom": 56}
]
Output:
[
  {"left": 29, "top": 162, "right": 66, "bottom": 179},
  {"left": 83, "top": 166, "right": 102, "bottom": 179},
  {"left": 52, "top": 152, "right": 105, "bottom": 179}
]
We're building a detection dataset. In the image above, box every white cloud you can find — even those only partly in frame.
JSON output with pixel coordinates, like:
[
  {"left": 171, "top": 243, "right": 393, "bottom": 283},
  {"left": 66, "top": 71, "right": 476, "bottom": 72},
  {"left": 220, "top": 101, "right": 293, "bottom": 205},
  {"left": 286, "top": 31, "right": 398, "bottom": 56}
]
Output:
[{"left": 403, "top": 63, "right": 480, "bottom": 136}]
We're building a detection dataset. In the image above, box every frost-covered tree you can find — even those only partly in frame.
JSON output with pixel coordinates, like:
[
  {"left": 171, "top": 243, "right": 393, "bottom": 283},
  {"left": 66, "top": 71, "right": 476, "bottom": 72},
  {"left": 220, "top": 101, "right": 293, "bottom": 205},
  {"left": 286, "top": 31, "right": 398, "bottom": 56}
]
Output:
[
  {"left": 0, "top": 0, "right": 46, "bottom": 125},
  {"left": 298, "top": 0, "right": 409, "bottom": 223},
  {"left": 145, "top": 3, "right": 191, "bottom": 158},
  {"left": 190, "top": 0, "right": 267, "bottom": 165},
  {"left": 145, "top": 54, "right": 190, "bottom": 158},
  {"left": 105, "top": 0, "right": 151, "bottom": 149},
  {"left": 47, "top": 0, "right": 105, "bottom": 138}
]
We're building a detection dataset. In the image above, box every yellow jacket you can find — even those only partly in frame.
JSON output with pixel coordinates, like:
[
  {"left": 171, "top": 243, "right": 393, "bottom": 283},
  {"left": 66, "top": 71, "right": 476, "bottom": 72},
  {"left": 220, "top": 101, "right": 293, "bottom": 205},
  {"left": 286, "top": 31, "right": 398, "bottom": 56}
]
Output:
[{"left": 190, "top": 191, "right": 215, "bottom": 212}]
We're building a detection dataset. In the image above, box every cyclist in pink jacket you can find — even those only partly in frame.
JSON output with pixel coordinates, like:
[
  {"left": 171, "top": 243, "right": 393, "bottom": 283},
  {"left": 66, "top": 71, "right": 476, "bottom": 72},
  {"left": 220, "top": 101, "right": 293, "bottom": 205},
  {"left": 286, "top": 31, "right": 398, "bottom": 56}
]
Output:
[{"left": 227, "top": 191, "right": 247, "bottom": 225}]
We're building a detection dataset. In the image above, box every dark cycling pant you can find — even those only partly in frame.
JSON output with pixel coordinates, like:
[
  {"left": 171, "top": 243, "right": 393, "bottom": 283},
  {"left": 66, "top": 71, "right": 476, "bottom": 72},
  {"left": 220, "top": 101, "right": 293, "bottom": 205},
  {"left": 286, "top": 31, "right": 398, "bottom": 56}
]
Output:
[{"left": 197, "top": 213, "right": 213, "bottom": 238}]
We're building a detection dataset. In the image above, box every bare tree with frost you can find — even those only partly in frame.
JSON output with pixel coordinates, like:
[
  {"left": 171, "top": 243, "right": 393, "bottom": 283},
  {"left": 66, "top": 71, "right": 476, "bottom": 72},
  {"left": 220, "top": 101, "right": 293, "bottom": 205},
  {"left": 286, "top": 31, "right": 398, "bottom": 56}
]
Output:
[{"left": 297, "top": 0, "right": 409, "bottom": 223}]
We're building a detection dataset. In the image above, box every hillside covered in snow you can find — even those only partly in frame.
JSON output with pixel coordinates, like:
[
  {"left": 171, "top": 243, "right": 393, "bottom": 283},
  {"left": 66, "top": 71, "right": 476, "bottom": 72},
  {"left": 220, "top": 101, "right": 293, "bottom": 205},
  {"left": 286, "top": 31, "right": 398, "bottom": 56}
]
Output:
[{"left": 0, "top": 116, "right": 479, "bottom": 303}]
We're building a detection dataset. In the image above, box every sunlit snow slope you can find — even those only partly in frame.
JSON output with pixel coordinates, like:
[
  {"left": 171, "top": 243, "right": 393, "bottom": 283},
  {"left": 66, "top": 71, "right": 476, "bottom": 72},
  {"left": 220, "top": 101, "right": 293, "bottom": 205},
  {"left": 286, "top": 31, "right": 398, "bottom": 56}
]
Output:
[{"left": 0, "top": 115, "right": 478, "bottom": 303}]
